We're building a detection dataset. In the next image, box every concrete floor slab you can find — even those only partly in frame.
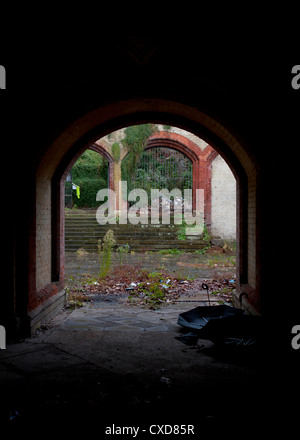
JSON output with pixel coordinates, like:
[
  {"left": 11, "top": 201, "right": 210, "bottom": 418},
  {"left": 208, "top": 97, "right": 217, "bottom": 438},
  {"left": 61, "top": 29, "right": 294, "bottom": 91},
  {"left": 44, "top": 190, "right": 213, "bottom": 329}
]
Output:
[{"left": 0, "top": 295, "right": 297, "bottom": 435}]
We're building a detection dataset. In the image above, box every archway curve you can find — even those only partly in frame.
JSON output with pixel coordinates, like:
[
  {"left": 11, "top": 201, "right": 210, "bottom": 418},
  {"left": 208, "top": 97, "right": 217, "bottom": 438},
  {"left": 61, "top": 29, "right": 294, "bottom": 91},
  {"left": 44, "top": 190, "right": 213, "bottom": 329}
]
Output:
[
  {"left": 146, "top": 130, "right": 218, "bottom": 163},
  {"left": 50, "top": 141, "right": 115, "bottom": 288},
  {"left": 33, "top": 98, "right": 259, "bottom": 329},
  {"left": 145, "top": 131, "right": 221, "bottom": 218},
  {"left": 37, "top": 99, "right": 255, "bottom": 182},
  {"left": 54, "top": 141, "right": 114, "bottom": 186},
  {"left": 121, "top": 130, "right": 205, "bottom": 211},
  {"left": 120, "top": 130, "right": 201, "bottom": 166},
  {"left": 146, "top": 131, "right": 200, "bottom": 163}
]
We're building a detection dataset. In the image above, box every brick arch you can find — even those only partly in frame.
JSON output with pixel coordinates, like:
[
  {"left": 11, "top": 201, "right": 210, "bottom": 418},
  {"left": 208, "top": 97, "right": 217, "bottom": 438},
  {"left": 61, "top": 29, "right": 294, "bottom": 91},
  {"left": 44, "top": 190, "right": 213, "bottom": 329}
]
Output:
[
  {"left": 28, "top": 97, "right": 261, "bottom": 336},
  {"left": 121, "top": 130, "right": 211, "bottom": 213},
  {"left": 121, "top": 131, "right": 201, "bottom": 208},
  {"left": 88, "top": 143, "right": 114, "bottom": 191},
  {"left": 147, "top": 131, "right": 202, "bottom": 162},
  {"left": 146, "top": 132, "right": 200, "bottom": 211},
  {"left": 50, "top": 142, "right": 114, "bottom": 293},
  {"left": 146, "top": 132, "right": 220, "bottom": 227},
  {"left": 60, "top": 142, "right": 114, "bottom": 187}
]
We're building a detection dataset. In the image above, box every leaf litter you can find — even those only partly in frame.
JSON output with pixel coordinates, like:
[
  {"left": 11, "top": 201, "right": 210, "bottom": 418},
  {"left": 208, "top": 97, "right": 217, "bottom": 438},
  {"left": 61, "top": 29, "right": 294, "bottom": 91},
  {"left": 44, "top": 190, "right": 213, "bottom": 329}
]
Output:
[{"left": 66, "top": 262, "right": 236, "bottom": 310}]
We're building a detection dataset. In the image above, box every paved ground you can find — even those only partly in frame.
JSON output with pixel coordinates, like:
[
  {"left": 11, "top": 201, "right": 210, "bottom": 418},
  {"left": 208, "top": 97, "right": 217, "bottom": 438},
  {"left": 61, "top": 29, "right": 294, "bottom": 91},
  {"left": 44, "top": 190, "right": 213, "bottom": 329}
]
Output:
[
  {"left": 65, "top": 250, "right": 236, "bottom": 281},
  {"left": 0, "top": 252, "right": 298, "bottom": 435},
  {"left": 0, "top": 294, "right": 294, "bottom": 435}
]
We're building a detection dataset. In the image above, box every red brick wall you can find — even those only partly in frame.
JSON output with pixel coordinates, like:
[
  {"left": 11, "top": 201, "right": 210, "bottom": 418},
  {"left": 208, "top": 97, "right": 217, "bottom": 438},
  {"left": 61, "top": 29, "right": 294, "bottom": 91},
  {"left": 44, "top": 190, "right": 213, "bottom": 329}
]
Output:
[{"left": 147, "top": 131, "right": 218, "bottom": 229}]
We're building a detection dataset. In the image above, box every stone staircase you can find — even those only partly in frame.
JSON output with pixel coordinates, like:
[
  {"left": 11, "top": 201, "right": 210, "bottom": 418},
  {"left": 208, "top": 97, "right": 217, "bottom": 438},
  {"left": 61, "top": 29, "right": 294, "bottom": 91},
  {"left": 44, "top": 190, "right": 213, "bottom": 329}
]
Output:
[{"left": 65, "top": 209, "right": 207, "bottom": 253}]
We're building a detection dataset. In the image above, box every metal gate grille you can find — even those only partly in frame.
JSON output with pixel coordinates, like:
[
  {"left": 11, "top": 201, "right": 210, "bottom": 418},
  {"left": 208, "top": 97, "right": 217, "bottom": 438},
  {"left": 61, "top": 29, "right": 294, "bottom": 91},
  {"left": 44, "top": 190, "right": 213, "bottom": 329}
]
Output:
[{"left": 126, "top": 147, "right": 193, "bottom": 196}]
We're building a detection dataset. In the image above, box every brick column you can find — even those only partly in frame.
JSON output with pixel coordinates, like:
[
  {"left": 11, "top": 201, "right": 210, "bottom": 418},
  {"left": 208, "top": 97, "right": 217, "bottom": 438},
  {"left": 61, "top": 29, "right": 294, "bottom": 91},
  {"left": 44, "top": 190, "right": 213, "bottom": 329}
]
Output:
[{"left": 113, "top": 161, "right": 122, "bottom": 211}]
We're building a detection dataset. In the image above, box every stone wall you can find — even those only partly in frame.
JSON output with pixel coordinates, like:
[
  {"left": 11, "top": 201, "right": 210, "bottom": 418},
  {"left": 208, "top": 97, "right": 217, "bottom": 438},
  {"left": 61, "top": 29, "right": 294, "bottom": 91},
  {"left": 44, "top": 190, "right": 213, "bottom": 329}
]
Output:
[{"left": 211, "top": 155, "right": 236, "bottom": 240}]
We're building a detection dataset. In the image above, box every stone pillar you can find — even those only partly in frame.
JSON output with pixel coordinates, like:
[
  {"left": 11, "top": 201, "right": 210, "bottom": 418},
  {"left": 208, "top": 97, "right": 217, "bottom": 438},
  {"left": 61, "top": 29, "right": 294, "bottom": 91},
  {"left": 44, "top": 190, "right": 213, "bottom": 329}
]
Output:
[{"left": 113, "top": 160, "right": 122, "bottom": 212}]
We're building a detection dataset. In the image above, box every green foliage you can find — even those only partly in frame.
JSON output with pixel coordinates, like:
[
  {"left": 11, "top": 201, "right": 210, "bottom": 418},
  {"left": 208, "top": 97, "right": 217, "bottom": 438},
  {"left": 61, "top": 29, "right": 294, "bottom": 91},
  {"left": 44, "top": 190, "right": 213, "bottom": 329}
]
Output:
[
  {"left": 158, "top": 248, "right": 183, "bottom": 254},
  {"left": 111, "top": 142, "right": 121, "bottom": 162},
  {"left": 136, "top": 271, "right": 167, "bottom": 309},
  {"left": 194, "top": 246, "right": 210, "bottom": 255},
  {"left": 72, "top": 149, "right": 108, "bottom": 179},
  {"left": 176, "top": 220, "right": 187, "bottom": 240},
  {"left": 121, "top": 124, "right": 156, "bottom": 179},
  {"left": 98, "top": 230, "right": 116, "bottom": 279},
  {"left": 70, "top": 149, "right": 109, "bottom": 208},
  {"left": 142, "top": 282, "right": 165, "bottom": 307},
  {"left": 116, "top": 244, "right": 130, "bottom": 265},
  {"left": 202, "top": 224, "right": 212, "bottom": 244},
  {"left": 72, "top": 178, "right": 107, "bottom": 207},
  {"left": 122, "top": 143, "right": 193, "bottom": 203}
]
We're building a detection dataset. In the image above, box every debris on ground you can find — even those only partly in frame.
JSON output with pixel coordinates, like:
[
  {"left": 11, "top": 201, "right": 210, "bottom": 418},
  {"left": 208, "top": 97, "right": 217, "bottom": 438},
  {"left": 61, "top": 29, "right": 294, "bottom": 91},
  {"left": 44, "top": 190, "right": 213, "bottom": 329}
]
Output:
[
  {"left": 65, "top": 261, "right": 236, "bottom": 310},
  {"left": 201, "top": 276, "right": 236, "bottom": 304}
]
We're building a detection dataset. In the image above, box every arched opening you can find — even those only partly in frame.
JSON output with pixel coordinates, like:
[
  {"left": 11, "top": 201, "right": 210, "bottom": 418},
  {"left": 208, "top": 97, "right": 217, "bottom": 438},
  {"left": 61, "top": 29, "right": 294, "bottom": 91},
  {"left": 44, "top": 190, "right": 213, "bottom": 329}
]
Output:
[
  {"left": 122, "top": 146, "right": 193, "bottom": 206},
  {"left": 29, "top": 98, "right": 258, "bottom": 333},
  {"left": 120, "top": 129, "right": 200, "bottom": 212},
  {"left": 49, "top": 142, "right": 114, "bottom": 299},
  {"left": 3, "top": 96, "right": 269, "bottom": 434},
  {"left": 3, "top": 37, "right": 298, "bottom": 433},
  {"left": 64, "top": 149, "right": 110, "bottom": 209},
  {"left": 62, "top": 125, "right": 237, "bottom": 303}
]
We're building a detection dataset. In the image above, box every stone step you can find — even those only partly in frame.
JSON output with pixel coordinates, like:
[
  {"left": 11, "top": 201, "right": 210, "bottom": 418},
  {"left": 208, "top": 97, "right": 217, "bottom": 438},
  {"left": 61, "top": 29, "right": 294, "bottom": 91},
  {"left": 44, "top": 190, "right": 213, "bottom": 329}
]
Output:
[
  {"left": 65, "top": 220, "right": 183, "bottom": 228},
  {"left": 65, "top": 225, "right": 182, "bottom": 231},
  {"left": 64, "top": 231, "right": 205, "bottom": 240},
  {"left": 65, "top": 240, "right": 206, "bottom": 250},
  {"left": 65, "top": 245, "right": 204, "bottom": 253},
  {"left": 64, "top": 210, "right": 207, "bottom": 253},
  {"left": 65, "top": 224, "right": 182, "bottom": 229},
  {"left": 65, "top": 238, "right": 205, "bottom": 246},
  {"left": 65, "top": 210, "right": 186, "bottom": 218},
  {"left": 65, "top": 230, "right": 183, "bottom": 237},
  {"left": 65, "top": 226, "right": 185, "bottom": 236},
  {"left": 65, "top": 239, "right": 206, "bottom": 251}
]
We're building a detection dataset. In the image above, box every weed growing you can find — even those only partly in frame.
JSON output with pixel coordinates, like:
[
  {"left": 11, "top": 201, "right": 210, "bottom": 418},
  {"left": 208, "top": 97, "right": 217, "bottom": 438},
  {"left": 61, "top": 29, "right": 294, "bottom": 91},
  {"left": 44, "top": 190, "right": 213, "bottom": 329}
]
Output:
[
  {"left": 127, "top": 269, "right": 175, "bottom": 309},
  {"left": 158, "top": 248, "right": 183, "bottom": 255},
  {"left": 116, "top": 244, "right": 130, "bottom": 265},
  {"left": 98, "top": 230, "right": 116, "bottom": 278},
  {"left": 64, "top": 245, "right": 237, "bottom": 309}
]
